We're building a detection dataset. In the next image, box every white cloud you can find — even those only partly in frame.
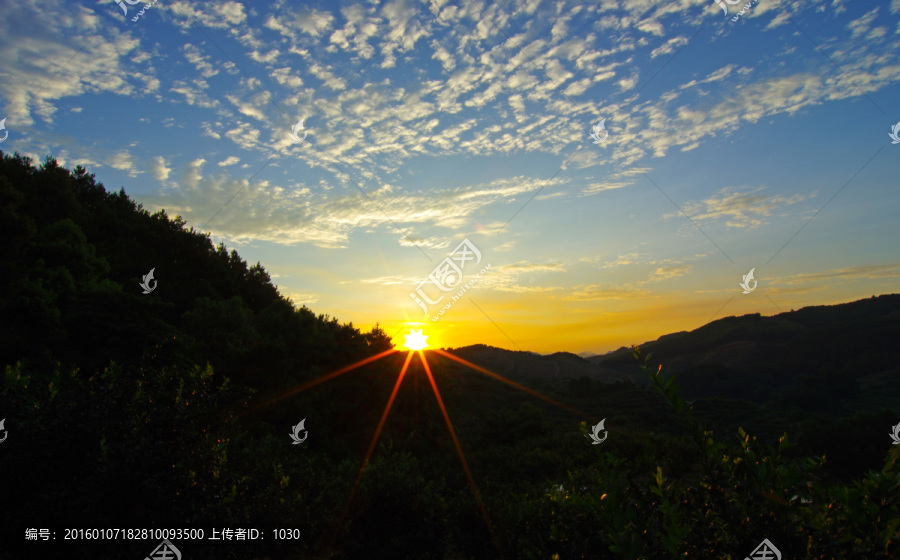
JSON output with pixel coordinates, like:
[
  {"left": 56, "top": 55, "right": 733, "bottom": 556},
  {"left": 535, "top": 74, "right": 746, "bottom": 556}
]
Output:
[
  {"left": 668, "top": 187, "right": 813, "bottom": 229},
  {"left": 168, "top": 1, "right": 247, "bottom": 29},
  {"left": 151, "top": 156, "right": 171, "bottom": 181}
]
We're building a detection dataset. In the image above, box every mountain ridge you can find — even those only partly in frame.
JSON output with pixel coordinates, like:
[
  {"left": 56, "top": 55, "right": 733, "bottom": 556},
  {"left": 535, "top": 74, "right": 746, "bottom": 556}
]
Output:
[{"left": 444, "top": 294, "right": 900, "bottom": 411}]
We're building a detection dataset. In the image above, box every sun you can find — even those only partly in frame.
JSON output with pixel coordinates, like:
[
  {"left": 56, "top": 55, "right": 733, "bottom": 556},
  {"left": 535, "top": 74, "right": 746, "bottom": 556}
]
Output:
[{"left": 403, "top": 328, "right": 429, "bottom": 351}]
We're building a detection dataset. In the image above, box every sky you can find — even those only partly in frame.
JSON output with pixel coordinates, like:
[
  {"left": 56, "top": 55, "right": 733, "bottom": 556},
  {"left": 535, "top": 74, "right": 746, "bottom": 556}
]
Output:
[{"left": 1, "top": 0, "right": 898, "bottom": 355}]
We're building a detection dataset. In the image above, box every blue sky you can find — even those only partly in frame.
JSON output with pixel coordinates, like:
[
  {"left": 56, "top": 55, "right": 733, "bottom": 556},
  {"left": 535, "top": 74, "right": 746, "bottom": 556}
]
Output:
[{"left": 1, "top": 0, "right": 898, "bottom": 354}]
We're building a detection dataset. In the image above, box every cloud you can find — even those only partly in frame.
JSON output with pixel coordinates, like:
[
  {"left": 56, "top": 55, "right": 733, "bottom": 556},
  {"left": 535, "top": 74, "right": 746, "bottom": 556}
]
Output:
[
  {"left": 650, "top": 36, "right": 689, "bottom": 59},
  {"left": 265, "top": 7, "right": 335, "bottom": 38},
  {"left": 649, "top": 263, "right": 692, "bottom": 281},
  {"left": 142, "top": 169, "right": 570, "bottom": 249},
  {"left": 399, "top": 235, "right": 453, "bottom": 250},
  {"left": 668, "top": 187, "right": 813, "bottom": 229},
  {"left": 168, "top": 1, "right": 247, "bottom": 29},
  {"left": 183, "top": 44, "right": 220, "bottom": 79},
  {"left": 777, "top": 264, "right": 900, "bottom": 286},
  {"left": 475, "top": 261, "right": 566, "bottom": 293},
  {"left": 225, "top": 93, "right": 270, "bottom": 122},
  {"left": 580, "top": 181, "right": 632, "bottom": 196},
  {"left": 361, "top": 275, "right": 419, "bottom": 286},
  {"left": 286, "top": 292, "right": 320, "bottom": 306},
  {"left": 109, "top": 151, "right": 139, "bottom": 177},
  {"left": 580, "top": 252, "right": 642, "bottom": 269},
  {"left": 151, "top": 156, "right": 171, "bottom": 181},
  {"left": 182, "top": 158, "right": 206, "bottom": 189},
  {"left": 563, "top": 284, "right": 654, "bottom": 301}
]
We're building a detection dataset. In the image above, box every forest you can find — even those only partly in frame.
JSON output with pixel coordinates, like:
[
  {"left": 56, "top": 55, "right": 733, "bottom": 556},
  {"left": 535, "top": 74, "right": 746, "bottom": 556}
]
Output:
[{"left": 0, "top": 152, "right": 898, "bottom": 559}]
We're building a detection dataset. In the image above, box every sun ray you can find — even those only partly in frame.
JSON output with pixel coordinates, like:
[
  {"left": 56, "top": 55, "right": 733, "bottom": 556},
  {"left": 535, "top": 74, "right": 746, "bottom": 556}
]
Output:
[
  {"left": 238, "top": 348, "right": 398, "bottom": 417},
  {"left": 224, "top": 334, "right": 593, "bottom": 556},
  {"left": 432, "top": 348, "right": 595, "bottom": 422},
  {"left": 418, "top": 350, "right": 504, "bottom": 559},
  {"left": 330, "top": 350, "right": 416, "bottom": 547}
]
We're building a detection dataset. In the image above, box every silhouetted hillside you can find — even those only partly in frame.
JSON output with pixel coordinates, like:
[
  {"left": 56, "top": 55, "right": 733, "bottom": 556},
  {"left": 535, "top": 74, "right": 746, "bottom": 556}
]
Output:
[
  {"left": 591, "top": 296, "right": 900, "bottom": 408},
  {"left": 447, "top": 344, "right": 631, "bottom": 383},
  {"left": 0, "top": 152, "right": 391, "bottom": 386}
]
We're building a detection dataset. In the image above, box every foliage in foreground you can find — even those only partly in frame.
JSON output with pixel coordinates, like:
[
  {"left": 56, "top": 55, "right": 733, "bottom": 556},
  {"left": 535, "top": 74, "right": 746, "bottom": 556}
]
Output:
[{"left": 532, "top": 347, "right": 900, "bottom": 560}]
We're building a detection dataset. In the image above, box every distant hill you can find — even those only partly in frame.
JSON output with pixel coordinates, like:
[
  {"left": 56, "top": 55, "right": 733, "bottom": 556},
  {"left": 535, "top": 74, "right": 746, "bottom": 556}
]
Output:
[
  {"left": 440, "top": 295, "right": 900, "bottom": 413},
  {"left": 444, "top": 343, "right": 632, "bottom": 384},
  {"left": 587, "top": 295, "right": 900, "bottom": 411}
]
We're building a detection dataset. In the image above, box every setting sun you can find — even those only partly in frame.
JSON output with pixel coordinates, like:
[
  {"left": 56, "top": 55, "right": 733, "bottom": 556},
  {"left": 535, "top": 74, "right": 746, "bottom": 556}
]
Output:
[{"left": 403, "top": 328, "right": 429, "bottom": 351}]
